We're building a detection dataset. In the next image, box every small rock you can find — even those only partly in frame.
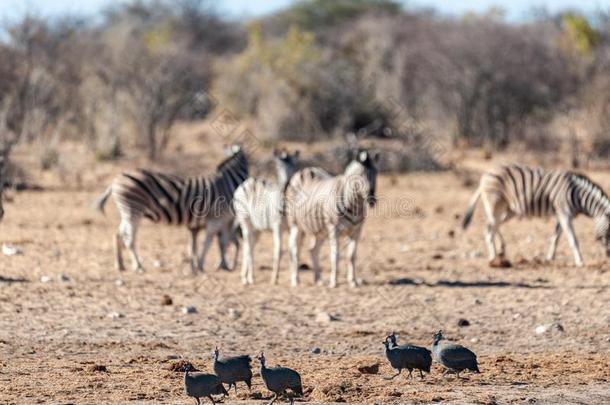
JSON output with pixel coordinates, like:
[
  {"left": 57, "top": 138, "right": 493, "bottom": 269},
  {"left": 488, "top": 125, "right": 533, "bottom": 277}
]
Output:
[
  {"left": 357, "top": 362, "right": 379, "bottom": 374},
  {"left": 153, "top": 260, "right": 163, "bottom": 268},
  {"left": 432, "top": 253, "right": 443, "bottom": 260},
  {"left": 58, "top": 273, "right": 70, "bottom": 282},
  {"left": 165, "top": 354, "right": 180, "bottom": 360},
  {"left": 457, "top": 318, "right": 470, "bottom": 327},
  {"left": 399, "top": 244, "right": 409, "bottom": 253},
  {"left": 513, "top": 313, "right": 521, "bottom": 319},
  {"left": 40, "top": 275, "right": 52, "bottom": 283},
  {"left": 88, "top": 364, "right": 108, "bottom": 373},
  {"left": 316, "top": 311, "right": 338, "bottom": 323},
  {"left": 167, "top": 360, "right": 195, "bottom": 372},
  {"left": 311, "top": 347, "right": 321, "bottom": 354},
  {"left": 228, "top": 308, "right": 241, "bottom": 320},
  {"left": 470, "top": 337, "right": 479, "bottom": 343},
  {"left": 447, "top": 230, "right": 455, "bottom": 238},
  {"left": 182, "top": 306, "right": 197, "bottom": 314},
  {"left": 2, "top": 244, "right": 22, "bottom": 256},
  {"left": 161, "top": 295, "right": 173, "bottom": 306},
  {"left": 115, "top": 279, "right": 125, "bottom": 287},
  {"left": 107, "top": 311, "right": 124, "bottom": 319},
  {"left": 535, "top": 325, "right": 548, "bottom": 334},
  {"left": 474, "top": 299, "right": 482, "bottom": 305}
]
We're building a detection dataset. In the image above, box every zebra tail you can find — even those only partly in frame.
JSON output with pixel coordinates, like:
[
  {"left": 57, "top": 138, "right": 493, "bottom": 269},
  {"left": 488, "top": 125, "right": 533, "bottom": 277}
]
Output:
[
  {"left": 462, "top": 186, "right": 482, "bottom": 230},
  {"left": 92, "top": 186, "right": 112, "bottom": 215}
]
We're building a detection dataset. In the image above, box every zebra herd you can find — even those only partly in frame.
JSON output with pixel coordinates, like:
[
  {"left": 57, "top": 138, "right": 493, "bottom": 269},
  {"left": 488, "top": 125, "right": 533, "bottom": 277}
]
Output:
[{"left": 90, "top": 144, "right": 610, "bottom": 286}]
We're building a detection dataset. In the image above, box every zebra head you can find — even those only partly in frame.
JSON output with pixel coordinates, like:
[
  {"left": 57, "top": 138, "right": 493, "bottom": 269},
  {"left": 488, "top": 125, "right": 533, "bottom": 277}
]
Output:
[
  {"left": 273, "top": 148, "right": 299, "bottom": 188},
  {"left": 345, "top": 149, "right": 379, "bottom": 207},
  {"left": 594, "top": 214, "right": 610, "bottom": 256}
]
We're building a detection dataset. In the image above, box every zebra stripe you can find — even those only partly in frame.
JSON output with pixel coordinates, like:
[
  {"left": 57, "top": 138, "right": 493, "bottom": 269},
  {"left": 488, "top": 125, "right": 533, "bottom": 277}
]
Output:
[
  {"left": 463, "top": 164, "right": 610, "bottom": 266},
  {"left": 95, "top": 146, "right": 248, "bottom": 273},
  {"left": 285, "top": 150, "right": 379, "bottom": 288},
  {"left": 233, "top": 149, "right": 299, "bottom": 285}
]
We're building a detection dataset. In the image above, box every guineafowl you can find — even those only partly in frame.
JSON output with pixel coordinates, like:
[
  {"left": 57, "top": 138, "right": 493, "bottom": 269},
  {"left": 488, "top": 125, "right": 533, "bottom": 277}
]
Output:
[
  {"left": 183, "top": 363, "right": 228, "bottom": 405},
  {"left": 431, "top": 330, "right": 480, "bottom": 378},
  {"left": 213, "top": 347, "right": 253, "bottom": 393},
  {"left": 383, "top": 332, "right": 432, "bottom": 380},
  {"left": 257, "top": 352, "right": 303, "bottom": 405}
]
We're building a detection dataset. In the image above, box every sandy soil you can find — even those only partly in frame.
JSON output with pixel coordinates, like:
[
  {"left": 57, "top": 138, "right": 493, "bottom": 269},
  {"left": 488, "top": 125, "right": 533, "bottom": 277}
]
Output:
[{"left": 0, "top": 142, "right": 609, "bottom": 404}]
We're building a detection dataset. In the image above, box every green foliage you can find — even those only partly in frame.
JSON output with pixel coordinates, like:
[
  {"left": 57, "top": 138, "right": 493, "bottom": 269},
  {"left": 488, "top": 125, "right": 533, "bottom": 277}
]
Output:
[
  {"left": 561, "top": 13, "right": 599, "bottom": 56},
  {"left": 279, "top": 0, "right": 401, "bottom": 31},
  {"left": 214, "top": 23, "right": 384, "bottom": 140}
]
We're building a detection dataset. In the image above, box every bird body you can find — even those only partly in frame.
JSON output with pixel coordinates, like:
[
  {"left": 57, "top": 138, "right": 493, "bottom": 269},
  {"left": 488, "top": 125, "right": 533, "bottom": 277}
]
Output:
[
  {"left": 431, "top": 331, "right": 479, "bottom": 378},
  {"left": 213, "top": 348, "right": 253, "bottom": 392},
  {"left": 383, "top": 333, "right": 432, "bottom": 379},
  {"left": 183, "top": 364, "right": 228, "bottom": 405},
  {"left": 257, "top": 353, "right": 303, "bottom": 404}
]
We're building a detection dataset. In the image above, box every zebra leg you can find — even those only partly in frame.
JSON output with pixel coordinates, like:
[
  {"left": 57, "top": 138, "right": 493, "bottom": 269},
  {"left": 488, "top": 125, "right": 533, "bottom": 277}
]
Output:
[
  {"left": 310, "top": 236, "right": 323, "bottom": 285},
  {"left": 119, "top": 218, "right": 144, "bottom": 273},
  {"left": 114, "top": 231, "right": 125, "bottom": 271},
  {"left": 558, "top": 214, "right": 584, "bottom": 267},
  {"left": 216, "top": 226, "right": 230, "bottom": 271},
  {"left": 198, "top": 220, "right": 223, "bottom": 272},
  {"left": 241, "top": 224, "right": 255, "bottom": 285},
  {"left": 547, "top": 221, "right": 562, "bottom": 261},
  {"left": 270, "top": 223, "right": 282, "bottom": 285},
  {"left": 346, "top": 229, "right": 361, "bottom": 288},
  {"left": 189, "top": 228, "right": 199, "bottom": 272},
  {"left": 289, "top": 226, "right": 302, "bottom": 287},
  {"left": 328, "top": 226, "right": 339, "bottom": 288},
  {"left": 485, "top": 223, "right": 497, "bottom": 262}
]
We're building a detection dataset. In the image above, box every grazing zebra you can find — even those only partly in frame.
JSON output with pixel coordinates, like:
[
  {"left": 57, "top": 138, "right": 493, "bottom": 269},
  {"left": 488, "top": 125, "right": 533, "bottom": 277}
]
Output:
[
  {"left": 463, "top": 164, "right": 610, "bottom": 267},
  {"left": 94, "top": 145, "right": 248, "bottom": 273},
  {"left": 285, "top": 150, "right": 379, "bottom": 288},
  {"left": 233, "top": 149, "right": 299, "bottom": 285}
]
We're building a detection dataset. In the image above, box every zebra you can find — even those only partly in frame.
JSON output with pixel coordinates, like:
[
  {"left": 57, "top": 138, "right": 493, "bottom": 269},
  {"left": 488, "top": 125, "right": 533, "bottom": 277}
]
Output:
[
  {"left": 94, "top": 145, "right": 248, "bottom": 273},
  {"left": 462, "top": 164, "right": 610, "bottom": 267},
  {"left": 232, "top": 148, "right": 299, "bottom": 285},
  {"left": 284, "top": 149, "right": 379, "bottom": 288}
]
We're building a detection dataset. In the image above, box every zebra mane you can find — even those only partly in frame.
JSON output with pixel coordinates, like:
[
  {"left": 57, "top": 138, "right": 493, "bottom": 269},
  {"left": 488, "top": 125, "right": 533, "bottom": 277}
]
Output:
[
  {"left": 215, "top": 150, "right": 246, "bottom": 172},
  {"left": 571, "top": 172, "right": 610, "bottom": 216}
]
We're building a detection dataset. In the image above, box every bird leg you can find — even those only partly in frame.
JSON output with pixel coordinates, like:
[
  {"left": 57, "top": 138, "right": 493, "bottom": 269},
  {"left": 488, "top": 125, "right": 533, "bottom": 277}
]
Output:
[
  {"left": 267, "top": 393, "right": 278, "bottom": 405},
  {"left": 207, "top": 395, "right": 215, "bottom": 405},
  {"left": 384, "top": 369, "right": 402, "bottom": 380},
  {"left": 419, "top": 369, "right": 425, "bottom": 379},
  {"left": 407, "top": 369, "right": 413, "bottom": 380}
]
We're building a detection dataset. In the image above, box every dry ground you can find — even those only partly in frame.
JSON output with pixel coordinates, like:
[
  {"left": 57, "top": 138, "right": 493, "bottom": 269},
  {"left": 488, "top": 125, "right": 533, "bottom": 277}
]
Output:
[{"left": 0, "top": 138, "right": 609, "bottom": 404}]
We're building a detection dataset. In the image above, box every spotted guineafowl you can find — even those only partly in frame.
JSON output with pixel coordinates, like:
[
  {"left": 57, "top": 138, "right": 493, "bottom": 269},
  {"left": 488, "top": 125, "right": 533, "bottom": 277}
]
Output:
[
  {"left": 183, "top": 363, "right": 228, "bottom": 405},
  {"left": 431, "top": 330, "right": 480, "bottom": 378},
  {"left": 383, "top": 332, "right": 432, "bottom": 380},
  {"left": 213, "top": 347, "right": 253, "bottom": 393},
  {"left": 257, "top": 352, "right": 303, "bottom": 405}
]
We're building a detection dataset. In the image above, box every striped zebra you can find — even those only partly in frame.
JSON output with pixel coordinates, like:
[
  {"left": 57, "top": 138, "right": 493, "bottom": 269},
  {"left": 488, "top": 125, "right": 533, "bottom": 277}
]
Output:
[
  {"left": 233, "top": 148, "right": 299, "bottom": 285},
  {"left": 94, "top": 145, "right": 248, "bottom": 273},
  {"left": 285, "top": 150, "right": 379, "bottom": 288},
  {"left": 462, "top": 164, "right": 610, "bottom": 267}
]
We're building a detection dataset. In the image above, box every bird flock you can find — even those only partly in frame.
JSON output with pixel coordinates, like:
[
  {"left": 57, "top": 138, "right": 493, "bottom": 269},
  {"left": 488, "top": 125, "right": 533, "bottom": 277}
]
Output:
[{"left": 184, "top": 331, "right": 479, "bottom": 404}]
